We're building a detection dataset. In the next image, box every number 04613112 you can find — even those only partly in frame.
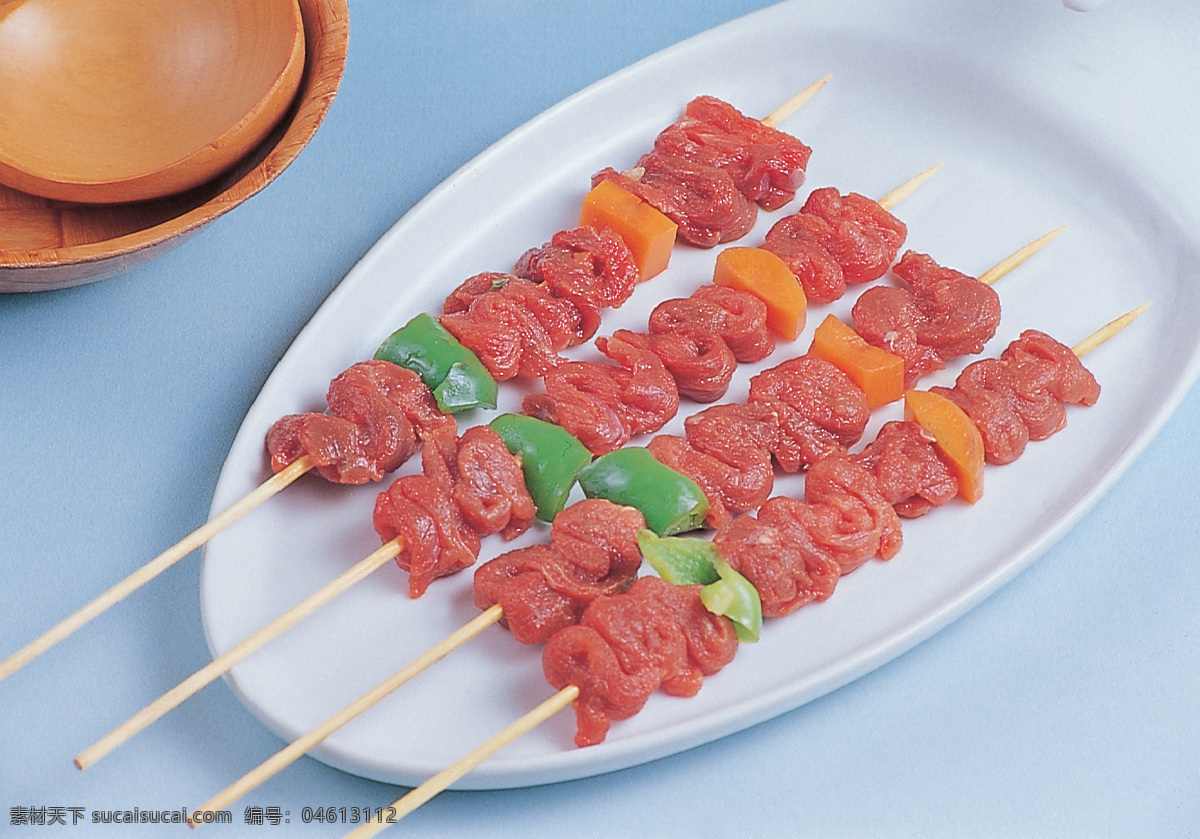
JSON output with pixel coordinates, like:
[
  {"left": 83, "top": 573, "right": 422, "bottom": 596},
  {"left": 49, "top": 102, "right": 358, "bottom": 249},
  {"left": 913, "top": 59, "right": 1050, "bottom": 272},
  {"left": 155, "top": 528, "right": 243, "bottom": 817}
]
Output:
[{"left": 300, "top": 806, "right": 396, "bottom": 825}]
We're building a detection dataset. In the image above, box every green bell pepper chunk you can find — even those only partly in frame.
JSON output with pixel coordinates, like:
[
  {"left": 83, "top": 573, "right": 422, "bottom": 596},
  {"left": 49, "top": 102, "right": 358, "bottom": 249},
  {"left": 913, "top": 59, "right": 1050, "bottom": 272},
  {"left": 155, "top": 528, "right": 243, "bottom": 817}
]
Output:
[
  {"left": 374, "top": 313, "right": 497, "bottom": 413},
  {"left": 637, "top": 528, "right": 720, "bottom": 585},
  {"left": 489, "top": 414, "right": 592, "bottom": 522},
  {"left": 700, "top": 556, "right": 762, "bottom": 643},
  {"left": 637, "top": 529, "right": 761, "bottom": 642},
  {"left": 576, "top": 448, "right": 708, "bottom": 536},
  {"left": 433, "top": 361, "right": 495, "bottom": 413}
]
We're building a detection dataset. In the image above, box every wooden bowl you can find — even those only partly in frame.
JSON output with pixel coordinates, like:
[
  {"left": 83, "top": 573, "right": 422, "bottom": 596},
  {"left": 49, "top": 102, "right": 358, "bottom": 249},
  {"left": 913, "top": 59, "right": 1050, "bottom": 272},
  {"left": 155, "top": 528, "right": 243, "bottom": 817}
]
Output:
[
  {"left": 0, "top": 0, "right": 348, "bottom": 293},
  {"left": 0, "top": 0, "right": 305, "bottom": 204}
]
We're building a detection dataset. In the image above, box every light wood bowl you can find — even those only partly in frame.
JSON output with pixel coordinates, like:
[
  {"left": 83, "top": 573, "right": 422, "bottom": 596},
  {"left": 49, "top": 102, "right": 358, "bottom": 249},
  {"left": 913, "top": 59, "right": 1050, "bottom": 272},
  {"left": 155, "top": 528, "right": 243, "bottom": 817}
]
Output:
[
  {"left": 0, "top": 0, "right": 305, "bottom": 204},
  {"left": 0, "top": 0, "right": 348, "bottom": 293}
]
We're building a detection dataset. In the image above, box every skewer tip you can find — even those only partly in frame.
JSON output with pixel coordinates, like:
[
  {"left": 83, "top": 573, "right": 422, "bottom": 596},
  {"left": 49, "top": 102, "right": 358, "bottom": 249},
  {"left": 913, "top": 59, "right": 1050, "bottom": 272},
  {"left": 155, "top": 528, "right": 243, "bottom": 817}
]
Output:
[
  {"left": 876, "top": 161, "right": 943, "bottom": 211},
  {"left": 760, "top": 73, "right": 832, "bottom": 127},
  {"left": 1073, "top": 302, "right": 1150, "bottom": 357},
  {"left": 978, "top": 224, "right": 1068, "bottom": 286}
]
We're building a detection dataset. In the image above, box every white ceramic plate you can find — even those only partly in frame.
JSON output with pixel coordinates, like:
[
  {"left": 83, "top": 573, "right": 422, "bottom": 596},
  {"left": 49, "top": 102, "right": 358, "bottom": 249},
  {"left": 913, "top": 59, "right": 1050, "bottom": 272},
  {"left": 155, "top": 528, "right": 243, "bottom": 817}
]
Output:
[{"left": 201, "top": 2, "right": 1200, "bottom": 789}]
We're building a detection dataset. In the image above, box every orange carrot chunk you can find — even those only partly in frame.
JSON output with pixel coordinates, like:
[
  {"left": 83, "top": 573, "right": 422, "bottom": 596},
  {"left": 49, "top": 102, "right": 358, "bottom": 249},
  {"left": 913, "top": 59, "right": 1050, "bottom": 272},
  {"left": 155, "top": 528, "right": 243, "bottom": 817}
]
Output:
[
  {"left": 712, "top": 246, "right": 806, "bottom": 341},
  {"left": 809, "top": 314, "right": 904, "bottom": 409},
  {"left": 903, "top": 389, "right": 985, "bottom": 504},
  {"left": 580, "top": 179, "right": 678, "bottom": 282}
]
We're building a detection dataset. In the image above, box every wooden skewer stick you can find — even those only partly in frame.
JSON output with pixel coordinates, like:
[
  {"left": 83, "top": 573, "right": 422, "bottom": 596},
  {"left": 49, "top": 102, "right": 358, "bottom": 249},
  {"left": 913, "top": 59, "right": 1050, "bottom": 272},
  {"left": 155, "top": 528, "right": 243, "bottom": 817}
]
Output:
[
  {"left": 760, "top": 73, "right": 831, "bottom": 128},
  {"left": 342, "top": 686, "right": 580, "bottom": 839},
  {"left": 334, "top": 305, "right": 1152, "bottom": 835},
  {"left": 1073, "top": 302, "right": 1150, "bottom": 357},
  {"left": 976, "top": 225, "right": 1066, "bottom": 286},
  {"left": 978, "top": 225, "right": 1067, "bottom": 286},
  {"left": 209, "top": 302, "right": 1156, "bottom": 832},
  {"left": 187, "top": 604, "right": 504, "bottom": 826},
  {"left": 877, "top": 162, "right": 942, "bottom": 212},
  {"left": 74, "top": 535, "right": 402, "bottom": 771},
  {"left": 0, "top": 456, "right": 312, "bottom": 685}
]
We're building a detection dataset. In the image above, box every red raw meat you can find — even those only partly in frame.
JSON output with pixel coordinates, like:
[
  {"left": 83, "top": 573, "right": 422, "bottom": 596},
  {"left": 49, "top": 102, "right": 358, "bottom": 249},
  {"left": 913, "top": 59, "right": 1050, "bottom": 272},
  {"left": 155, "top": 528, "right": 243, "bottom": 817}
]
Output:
[
  {"left": 853, "top": 250, "right": 1002, "bottom": 387},
  {"left": 648, "top": 284, "right": 774, "bottom": 363},
  {"left": 632, "top": 284, "right": 774, "bottom": 402},
  {"left": 440, "top": 275, "right": 594, "bottom": 381},
  {"left": 542, "top": 576, "right": 738, "bottom": 747},
  {"left": 713, "top": 457, "right": 900, "bottom": 615},
  {"left": 933, "top": 330, "right": 1100, "bottom": 465},
  {"left": 653, "top": 95, "right": 812, "bottom": 211},
  {"left": 800, "top": 455, "right": 902, "bottom": 570},
  {"left": 763, "top": 213, "right": 846, "bottom": 303},
  {"left": 421, "top": 425, "right": 535, "bottom": 542},
  {"left": 265, "top": 360, "right": 456, "bottom": 484},
  {"left": 514, "top": 225, "right": 639, "bottom": 314},
  {"left": 441, "top": 271, "right": 513, "bottom": 315},
  {"left": 713, "top": 504, "right": 841, "bottom": 618},
  {"left": 524, "top": 331, "right": 680, "bottom": 455},
  {"left": 372, "top": 475, "right": 481, "bottom": 599},
  {"left": 473, "top": 500, "right": 645, "bottom": 645},
  {"left": 747, "top": 355, "right": 870, "bottom": 472},
  {"left": 648, "top": 403, "right": 778, "bottom": 528},
  {"left": 852, "top": 420, "right": 958, "bottom": 518},
  {"left": 635, "top": 330, "right": 737, "bottom": 403},
  {"left": 593, "top": 151, "right": 757, "bottom": 249},
  {"left": 763, "top": 188, "right": 907, "bottom": 303}
]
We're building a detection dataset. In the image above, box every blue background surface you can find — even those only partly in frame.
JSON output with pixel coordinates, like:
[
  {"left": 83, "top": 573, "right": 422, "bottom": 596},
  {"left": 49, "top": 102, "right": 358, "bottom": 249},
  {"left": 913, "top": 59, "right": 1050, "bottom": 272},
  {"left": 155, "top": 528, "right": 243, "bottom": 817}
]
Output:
[{"left": 2, "top": 1, "right": 1198, "bottom": 836}]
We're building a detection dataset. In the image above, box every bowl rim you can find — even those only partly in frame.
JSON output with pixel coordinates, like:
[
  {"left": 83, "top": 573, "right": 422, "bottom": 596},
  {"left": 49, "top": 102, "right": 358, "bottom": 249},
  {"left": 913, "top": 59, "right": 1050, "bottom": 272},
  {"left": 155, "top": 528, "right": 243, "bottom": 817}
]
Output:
[{"left": 0, "top": 0, "right": 349, "bottom": 274}]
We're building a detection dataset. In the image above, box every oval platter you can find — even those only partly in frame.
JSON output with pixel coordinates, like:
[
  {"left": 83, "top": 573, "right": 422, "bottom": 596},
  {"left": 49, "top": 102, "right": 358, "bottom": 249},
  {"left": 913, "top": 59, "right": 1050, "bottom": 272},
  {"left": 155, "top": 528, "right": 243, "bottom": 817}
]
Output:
[{"left": 200, "top": 0, "right": 1200, "bottom": 790}]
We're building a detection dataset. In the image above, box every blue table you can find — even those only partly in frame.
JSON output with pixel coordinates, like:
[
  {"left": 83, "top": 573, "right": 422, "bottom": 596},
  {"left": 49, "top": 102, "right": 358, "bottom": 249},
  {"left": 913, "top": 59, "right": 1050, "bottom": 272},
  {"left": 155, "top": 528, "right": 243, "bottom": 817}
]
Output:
[{"left": 2, "top": 1, "right": 1197, "bottom": 836}]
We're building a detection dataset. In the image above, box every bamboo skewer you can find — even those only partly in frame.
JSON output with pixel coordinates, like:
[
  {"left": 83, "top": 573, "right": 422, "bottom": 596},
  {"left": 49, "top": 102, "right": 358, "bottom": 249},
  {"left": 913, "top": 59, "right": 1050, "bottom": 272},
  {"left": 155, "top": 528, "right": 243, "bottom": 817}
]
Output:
[
  {"left": 1073, "top": 302, "right": 1149, "bottom": 357},
  {"left": 74, "top": 536, "right": 403, "bottom": 770},
  {"left": 876, "top": 162, "right": 941, "bottom": 212},
  {"left": 343, "top": 687, "right": 579, "bottom": 839},
  {"left": 760, "top": 74, "right": 831, "bottom": 128},
  {"left": 187, "top": 605, "right": 505, "bottom": 827},
  {"left": 0, "top": 456, "right": 312, "bottom": 685},
  {"left": 183, "top": 209, "right": 1059, "bottom": 821},
  {"left": 342, "top": 303, "right": 1151, "bottom": 835},
  {"left": 978, "top": 225, "right": 1067, "bottom": 286}
]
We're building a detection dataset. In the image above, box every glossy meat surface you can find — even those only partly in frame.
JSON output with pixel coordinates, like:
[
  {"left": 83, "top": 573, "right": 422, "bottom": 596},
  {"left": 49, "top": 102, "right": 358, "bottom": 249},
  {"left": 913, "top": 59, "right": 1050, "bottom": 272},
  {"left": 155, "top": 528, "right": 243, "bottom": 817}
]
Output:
[
  {"left": 747, "top": 355, "right": 870, "bottom": 472},
  {"left": 372, "top": 475, "right": 481, "bottom": 599},
  {"left": 713, "top": 457, "right": 900, "bottom": 616},
  {"left": 647, "top": 403, "right": 779, "bottom": 528},
  {"left": 514, "top": 225, "right": 639, "bottom": 314},
  {"left": 763, "top": 188, "right": 907, "bottom": 303},
  {"left": 853, "top": 250, "right": 1001, "bottom": 387},
  {"left": 440, "top": 275, "right": 594, "bottom": 381},
  {"left": 523, "top": 331, "right": 680, "bottom": 455},
  {"left": 473, "top": 500, "right": 646, "bottom": 645},
  {"left": 852, "top": 420, "right": 958, "bottom": 518},
  {"left": 653, "top": 95, "right": 812, "bottom": 210},
  {"left": 265, "top": 360, "right": 456, "bottom": 484},
  {"left": 542, "top": 576, "right": 739, "bottom": 747},
  {"left": 593, "top": 152, "right": 757, "bottom": 248},
  {"left": 933, "top": 330, "right": 1100, "bottom": 464},
  {"left": 421, "top": 425, "right": 535, "bottom": 542}
]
